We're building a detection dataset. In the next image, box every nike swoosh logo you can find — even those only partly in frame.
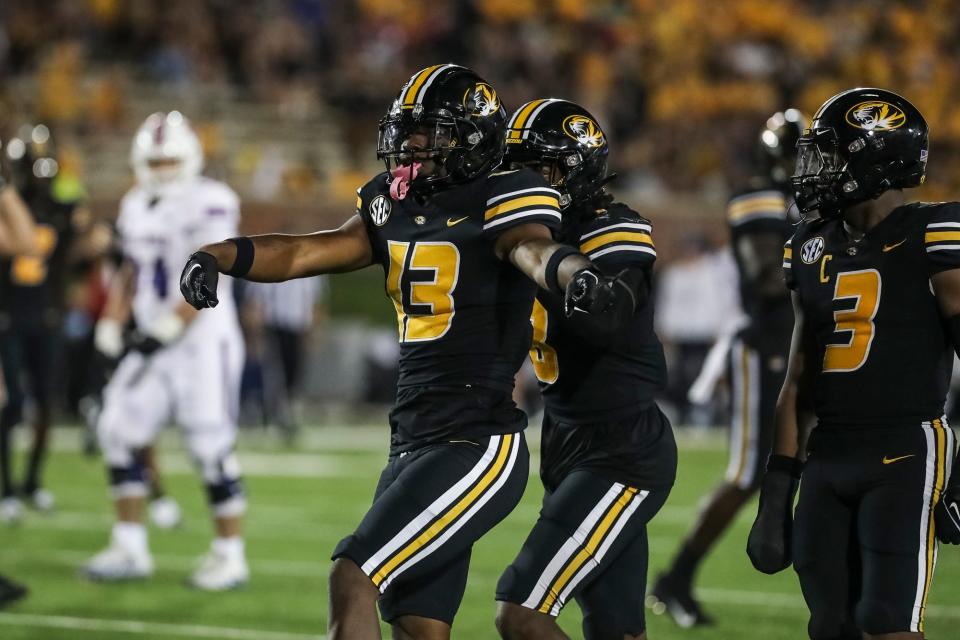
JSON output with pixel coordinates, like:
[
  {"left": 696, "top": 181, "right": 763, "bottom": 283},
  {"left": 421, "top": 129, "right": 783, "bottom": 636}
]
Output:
[
  {"left": 882, "top": 239, "right": 906, "bottom": 252},
  {"left": 446, "top": 216, "right": 469, "bottom": 227},
  {"left": 882, "top": 454, "right": 915, "bottom": 465}
]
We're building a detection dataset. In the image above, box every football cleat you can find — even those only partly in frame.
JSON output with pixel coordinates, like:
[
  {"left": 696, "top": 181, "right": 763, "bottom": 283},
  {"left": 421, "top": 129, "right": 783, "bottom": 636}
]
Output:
[
  {"left": 27, "top": 488, "right": 55, "bottom": 512},
  {"left": 0, "top": 574, "right": 28, "bottom": 608},
  {"left": 647, "top": 572, "right": 715, "bottom": 628},
  {"left": 149, "top": 496, "right": 183, "bottom": 530},
  {"left": 81, "top": 544, "right": 154, "bottom": 582},
  {"left": 0, "top": 497, "right": 23, "bottom": 525},
  {"left": 187, "top": 549, "right": 249, "bottom": 591}
]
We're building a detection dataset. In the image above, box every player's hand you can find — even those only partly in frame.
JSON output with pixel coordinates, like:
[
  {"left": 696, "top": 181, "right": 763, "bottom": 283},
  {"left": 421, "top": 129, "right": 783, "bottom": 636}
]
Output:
[
  {"left": 935, "top": 468, "right": 960, "bottom": 544},
  {"left": 747, "top": 455, "right": 801, "bottom": 574},
  {"left": 93, "top": 318, "right": 124, "bottom": 359},
  {"left": 180, "top": 251, "right": 220, "bottom": 309},
  {"left": 564, "top": 266, "right": 616, "bottom": 317}
]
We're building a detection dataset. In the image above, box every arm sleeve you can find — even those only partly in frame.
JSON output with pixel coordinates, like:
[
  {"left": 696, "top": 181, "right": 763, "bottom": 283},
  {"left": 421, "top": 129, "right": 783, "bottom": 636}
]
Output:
[
  {"left": 924, "top": 203, "right": 960, "bottom": 275},
  {"left": 481, "top": 169, "right": 562, "bottom": 237}
]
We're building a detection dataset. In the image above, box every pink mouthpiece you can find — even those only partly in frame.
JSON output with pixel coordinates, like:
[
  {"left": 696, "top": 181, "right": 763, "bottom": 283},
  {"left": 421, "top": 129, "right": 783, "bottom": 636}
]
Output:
[{"left": 389, "top": 162, "right": 421, "bottom": 201}]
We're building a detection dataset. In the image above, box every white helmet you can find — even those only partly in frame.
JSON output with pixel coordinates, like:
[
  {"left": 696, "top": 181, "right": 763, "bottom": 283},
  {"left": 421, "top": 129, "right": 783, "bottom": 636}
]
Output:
[{"left": 130, "top": 111, "right": 204, "bottom": 190}]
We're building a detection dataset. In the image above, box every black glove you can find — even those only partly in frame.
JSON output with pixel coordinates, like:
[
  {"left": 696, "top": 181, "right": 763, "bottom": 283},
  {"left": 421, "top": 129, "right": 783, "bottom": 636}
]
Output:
[
  {"left": 747, "top": 455, "right": 802, "bottom": 574},
  {"left": 180, "top": 251, "right": 220, "bottom": 309},
  {"left": 936, "top": 462, "right": 960, "bottom": 544},
  {"left": 564, "top": 266, "right": 616, "bottom": 317}
]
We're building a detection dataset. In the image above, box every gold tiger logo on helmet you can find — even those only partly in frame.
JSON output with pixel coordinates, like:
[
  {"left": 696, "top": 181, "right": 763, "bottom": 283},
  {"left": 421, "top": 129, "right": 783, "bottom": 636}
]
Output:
[
  {"left": 464, "top": 83, "right": 500, "bottom": 117},
  {"left": 562, "top": 115, "right": 605, "bottom": 148},
  {"left": 845, "top": 101, "right": 907, "bottom": 131}
]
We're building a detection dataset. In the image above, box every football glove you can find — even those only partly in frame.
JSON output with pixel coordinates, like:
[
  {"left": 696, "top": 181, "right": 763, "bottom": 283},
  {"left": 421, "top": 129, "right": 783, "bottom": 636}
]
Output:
[
  {"left": 935, "top": 460, "right": 960, "bottom": 544},
  {"left": 181, "top": 251, "right": 220, "bottom": 309},
  {"left": 747, "top": 455, "right": 801, "bottom": 574},
  {"left": 564, "top": 266, "right": 616, "bottom": 317},
  {"left": 93, "top": 318, "right": 124, "bottom": 359}
]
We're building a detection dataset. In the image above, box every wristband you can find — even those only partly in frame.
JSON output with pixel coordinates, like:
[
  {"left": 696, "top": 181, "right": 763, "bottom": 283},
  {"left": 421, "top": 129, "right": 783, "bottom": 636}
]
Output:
[
  {"left": 226, "top": 237, "right": 255, "bottom": 277},
  {"left": 545, "top": 245, "right": 581, "bottom": 295},
  {"left": 766, "top": 454, "right": 804, "bottom": 478}
]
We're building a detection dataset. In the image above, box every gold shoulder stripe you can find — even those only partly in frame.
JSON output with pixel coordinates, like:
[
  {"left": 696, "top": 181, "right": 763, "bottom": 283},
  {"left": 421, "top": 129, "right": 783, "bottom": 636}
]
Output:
[
  {"left": 728, "top": 197, "right": 786, "bottom": 221},
  {"left": 925, "top": 231, "right": 960, "bottom": 243},
  {"left": 580, "top": 231, "right": 653, "bottom": 254},
  {"left": 784, "top": 247, "right": 793, "bottom": 259},
  {"left": 484, "top": 194, "right": 559, "bottom": 221},
  {"left": 355, "top": 194, "right": 362, "bottom": 210}
]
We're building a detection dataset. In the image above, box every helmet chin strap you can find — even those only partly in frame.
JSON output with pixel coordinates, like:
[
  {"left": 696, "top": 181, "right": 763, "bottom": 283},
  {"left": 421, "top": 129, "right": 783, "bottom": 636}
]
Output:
[{"left": 389, "top": 162, "right": 422, "bottom": 201}]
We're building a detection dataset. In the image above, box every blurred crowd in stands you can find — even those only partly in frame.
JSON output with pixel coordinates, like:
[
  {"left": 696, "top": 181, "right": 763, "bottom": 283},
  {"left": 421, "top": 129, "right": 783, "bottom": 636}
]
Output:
[
  {"left": 2, "top": 0, "right": 960, "bottom": 426},
  {"left": 2, "top": 0, "right": 960, "bottom": 205}
]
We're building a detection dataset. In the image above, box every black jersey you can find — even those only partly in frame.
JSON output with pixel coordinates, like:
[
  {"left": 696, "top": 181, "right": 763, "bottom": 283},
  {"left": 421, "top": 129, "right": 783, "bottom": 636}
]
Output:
[
  {"left": 784, "top": 202, "right": 960, "bottom": 429},
  {"left": 530, "top": 202, "right": 667, "bottom": 423},
  {"left": 726, "top": 183, "right": 794, "bottom": 348},
  {"left": 357, "top": 168, "right": 562, "bottom": 448},
  {"left": 0, "top": 188, "right": 79, "bottom": 327}
]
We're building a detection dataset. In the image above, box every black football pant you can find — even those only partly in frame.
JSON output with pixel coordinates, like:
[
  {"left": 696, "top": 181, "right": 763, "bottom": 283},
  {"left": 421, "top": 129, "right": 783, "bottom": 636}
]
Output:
[{"left": 794, "top": 420, "right": 956, "bottom": 638}]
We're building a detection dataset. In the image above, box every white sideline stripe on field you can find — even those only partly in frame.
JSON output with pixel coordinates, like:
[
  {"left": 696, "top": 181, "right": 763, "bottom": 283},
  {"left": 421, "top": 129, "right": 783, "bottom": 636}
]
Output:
[{"left": 0, "top": 613, "right": 326, "bottom": 640}]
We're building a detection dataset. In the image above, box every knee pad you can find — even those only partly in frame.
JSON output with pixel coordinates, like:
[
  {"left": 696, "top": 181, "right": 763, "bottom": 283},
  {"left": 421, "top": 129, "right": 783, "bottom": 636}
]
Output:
[
  {"left": 197, "top": 451, "right": 246, "bottom": 517},
  {"left": 107, "top": 452, "right": 148, "bottom": 499}
]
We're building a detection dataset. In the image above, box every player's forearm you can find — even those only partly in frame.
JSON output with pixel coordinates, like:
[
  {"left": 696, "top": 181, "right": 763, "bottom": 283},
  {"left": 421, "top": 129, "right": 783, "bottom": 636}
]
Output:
[
  {"left": 0, "top": 186, "right": 37, "bottom": 256},
  {"left": 508, "top": 237, "right": 591, "bottom": 291},
  {"left": 772, "top": 383, "right": 802, "bottom": 459}
]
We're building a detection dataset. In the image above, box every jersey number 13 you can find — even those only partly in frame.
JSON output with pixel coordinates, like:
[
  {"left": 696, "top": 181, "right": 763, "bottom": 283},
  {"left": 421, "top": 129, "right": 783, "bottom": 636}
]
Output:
[{"left": 387, "top": 241, "right": 460, "bottom": 343}]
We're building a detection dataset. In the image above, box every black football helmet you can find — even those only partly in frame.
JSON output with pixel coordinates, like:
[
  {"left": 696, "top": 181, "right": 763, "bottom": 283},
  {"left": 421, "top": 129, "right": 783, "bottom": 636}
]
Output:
[
  {"left": 792, "top": 88, "right": 928, "bottom": 218},
  {"left": 377, "top": 64, "right": 507, "bottom": 193},
  {"left": 757, "top": 108, "right": 808, "bottom": 188},
  {"left": 5, "top": 123, "right": 58, "bottom": 196},
  {"left": 503, "top": 99, "right": 609, "bottom": 209}
]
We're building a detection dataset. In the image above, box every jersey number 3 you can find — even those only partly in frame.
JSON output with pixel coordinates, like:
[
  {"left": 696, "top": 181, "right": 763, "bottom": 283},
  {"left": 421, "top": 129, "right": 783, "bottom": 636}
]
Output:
[
  {"left": 387, "top": 241, "right": 460, "bottom": 343},
  {"left": 823, "top": 269, "right": 881, "bottom": 373}
]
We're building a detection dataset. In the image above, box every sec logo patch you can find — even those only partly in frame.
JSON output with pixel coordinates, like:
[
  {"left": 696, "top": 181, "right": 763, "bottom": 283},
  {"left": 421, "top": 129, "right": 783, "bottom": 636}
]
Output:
[
  {"left": 369, "top": 195, "right": 391, "bottom": 226},
  {"left": 801, "top": 236, "right": 824, "bottom": 264}
]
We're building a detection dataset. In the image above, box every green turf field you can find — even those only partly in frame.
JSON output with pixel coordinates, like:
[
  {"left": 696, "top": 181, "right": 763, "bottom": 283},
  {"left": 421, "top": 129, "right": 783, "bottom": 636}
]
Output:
[{"left": 0, "top": 425, "right": 957, "bottom": 639}]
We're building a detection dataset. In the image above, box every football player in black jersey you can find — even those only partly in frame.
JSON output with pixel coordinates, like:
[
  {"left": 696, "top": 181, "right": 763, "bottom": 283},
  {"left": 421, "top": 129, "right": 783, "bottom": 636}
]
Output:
[
  {"left": 0, "top": 124, "right": 106, "bottom": 521},
  {"left": 747, "top": 88, "right": 960, "bottom": 639},
  {"left": 649, "top": 110, "right": 806, "bottom": 627},
  {"left": 180, "top": 66, "right": 632, "bottom": 639},
  {"left": 0, "top": 145, "right": 36, "bottom": 607},
  {"left": 492, "top": 99, "right": 676, "bottom": 640}
]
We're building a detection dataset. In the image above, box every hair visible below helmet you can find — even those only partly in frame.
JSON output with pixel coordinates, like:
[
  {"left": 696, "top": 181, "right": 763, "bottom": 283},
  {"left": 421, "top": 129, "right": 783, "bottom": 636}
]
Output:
[
  {"left": 757, "top": 108, "right": 808, "bottom": 188},
  {"left": 377, "top": 64, "right": 507, "bottom": 192},
  {"left": 5, "top": 124, "right": 59, "bottom": 193},
  {"left": 503, "top": 99, "right": 609, "bottom": 210},
  {"left": 792, "top": 88, "right": 928, "bottom": 218},
  {"left": 130, "top": 111, "right": 204, "bottom": 190}
]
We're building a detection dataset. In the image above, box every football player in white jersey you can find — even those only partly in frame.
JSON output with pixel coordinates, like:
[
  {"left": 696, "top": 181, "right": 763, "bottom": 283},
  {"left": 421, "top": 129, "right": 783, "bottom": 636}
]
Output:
[{"left": 82, "top": 111, "right": 248, "bottom": 590}]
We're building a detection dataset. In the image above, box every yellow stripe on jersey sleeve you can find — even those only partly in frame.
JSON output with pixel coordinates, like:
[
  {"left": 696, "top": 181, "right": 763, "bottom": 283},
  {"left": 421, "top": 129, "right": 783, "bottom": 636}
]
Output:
[
  {"left": 925, "top": 231, "right": 960, "bottom": 243},
  {"left": 580, "top": 231, "right": 654, "bottom": 255},
  {"left": 784, "top": 247, "right": 793, "bottom": 259},
  {"left": 484, "top": 194, "right": 560, "bottom": 221}
]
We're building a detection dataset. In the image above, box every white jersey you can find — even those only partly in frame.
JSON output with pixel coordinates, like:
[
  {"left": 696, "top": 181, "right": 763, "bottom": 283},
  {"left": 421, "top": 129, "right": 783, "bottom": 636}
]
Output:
[{"left": 117, "top": 177, "right": 240, "bottom": 339}]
